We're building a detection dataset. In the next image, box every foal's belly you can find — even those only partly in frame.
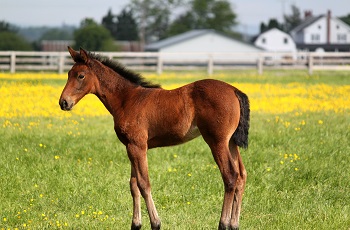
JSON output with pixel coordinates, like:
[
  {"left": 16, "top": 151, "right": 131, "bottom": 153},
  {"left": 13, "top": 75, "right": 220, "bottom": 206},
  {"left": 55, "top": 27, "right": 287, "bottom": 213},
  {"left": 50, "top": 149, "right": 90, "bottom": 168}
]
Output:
[{"left": 147, "top": 125, "right": 201, "bottom": 149}]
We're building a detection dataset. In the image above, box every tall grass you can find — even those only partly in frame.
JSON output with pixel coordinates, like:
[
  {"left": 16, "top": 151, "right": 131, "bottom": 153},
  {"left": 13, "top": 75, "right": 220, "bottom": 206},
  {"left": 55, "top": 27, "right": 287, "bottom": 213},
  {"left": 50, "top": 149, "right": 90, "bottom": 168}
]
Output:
[{"left": 0, "top": 70, "right": 349, "bottom": 229}]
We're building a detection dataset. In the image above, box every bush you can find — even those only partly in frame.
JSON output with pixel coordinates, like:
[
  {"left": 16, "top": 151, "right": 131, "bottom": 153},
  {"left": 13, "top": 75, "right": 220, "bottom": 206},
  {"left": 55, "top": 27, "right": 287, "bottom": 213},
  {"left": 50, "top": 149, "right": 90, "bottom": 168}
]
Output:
[{"left": 0, "top": 31, "right": 33, "bottom": 51}]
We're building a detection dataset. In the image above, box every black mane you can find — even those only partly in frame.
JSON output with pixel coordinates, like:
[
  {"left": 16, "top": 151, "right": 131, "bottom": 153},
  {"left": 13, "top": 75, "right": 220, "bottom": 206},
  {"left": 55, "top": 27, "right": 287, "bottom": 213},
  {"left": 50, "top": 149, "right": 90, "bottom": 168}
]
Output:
[{"left": 87, "top": 52, "right": 161, "bottom": 88}]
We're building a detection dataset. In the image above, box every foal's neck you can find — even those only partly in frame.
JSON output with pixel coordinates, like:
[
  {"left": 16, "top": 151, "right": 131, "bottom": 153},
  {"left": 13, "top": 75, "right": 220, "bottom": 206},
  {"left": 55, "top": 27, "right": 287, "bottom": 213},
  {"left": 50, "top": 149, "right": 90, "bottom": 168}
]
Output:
[{"left": 94, "top": 67, "right": 137, "bottom": 115}]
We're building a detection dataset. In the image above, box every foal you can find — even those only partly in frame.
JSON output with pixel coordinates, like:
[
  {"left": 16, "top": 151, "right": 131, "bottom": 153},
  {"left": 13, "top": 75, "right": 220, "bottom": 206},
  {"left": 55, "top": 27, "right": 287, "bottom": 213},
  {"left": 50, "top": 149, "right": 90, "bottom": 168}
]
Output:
[{"left": 59, "top": 47, "right": 250, "bottom": 230}]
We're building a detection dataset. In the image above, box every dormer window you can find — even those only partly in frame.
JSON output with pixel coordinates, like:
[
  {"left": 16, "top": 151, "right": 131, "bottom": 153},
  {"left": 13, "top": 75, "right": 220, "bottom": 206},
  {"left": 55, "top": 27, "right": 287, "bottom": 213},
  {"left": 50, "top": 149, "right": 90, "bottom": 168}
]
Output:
[{"left": 284, "top": 38, "right": 288, "bottom": 44}]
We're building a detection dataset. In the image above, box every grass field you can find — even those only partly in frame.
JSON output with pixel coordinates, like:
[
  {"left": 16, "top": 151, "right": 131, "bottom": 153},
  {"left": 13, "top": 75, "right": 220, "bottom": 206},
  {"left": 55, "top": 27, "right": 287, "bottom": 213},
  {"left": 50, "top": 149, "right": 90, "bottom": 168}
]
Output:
[{"left": 0, "top": 70, "right": 349, "bottom": 229}]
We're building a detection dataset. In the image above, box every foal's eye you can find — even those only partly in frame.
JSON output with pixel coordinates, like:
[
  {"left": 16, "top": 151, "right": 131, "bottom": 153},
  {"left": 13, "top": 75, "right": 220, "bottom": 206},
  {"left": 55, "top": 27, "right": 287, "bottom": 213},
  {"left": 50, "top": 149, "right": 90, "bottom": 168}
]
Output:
[{"left": 78, "top": 74, "right": 85, "bottom": 80}]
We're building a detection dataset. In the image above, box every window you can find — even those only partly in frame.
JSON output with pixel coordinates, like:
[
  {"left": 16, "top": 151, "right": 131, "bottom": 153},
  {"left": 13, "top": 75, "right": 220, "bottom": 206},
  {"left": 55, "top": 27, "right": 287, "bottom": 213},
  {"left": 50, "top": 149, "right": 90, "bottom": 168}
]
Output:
[
  {"left": 284, "top": 37, "right": 288, "bottom": 44},
  {"left": 337, "top": 34, "right": 347, "bottom": 42},
  {"left": 318, "top": 25, "right": 321, "bottom": 29},
  {"left": 311, "top": 34, "right": 320, "bottom": 42},
  {"left": 262, "top": 38, "right": 266, "bottom": 44}
]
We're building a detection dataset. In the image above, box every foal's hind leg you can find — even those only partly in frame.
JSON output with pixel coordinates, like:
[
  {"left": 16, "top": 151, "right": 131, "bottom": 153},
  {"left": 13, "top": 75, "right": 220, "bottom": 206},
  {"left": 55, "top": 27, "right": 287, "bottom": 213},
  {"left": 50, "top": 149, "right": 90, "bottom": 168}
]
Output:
[
  {"left": 230, "top": 143, "right": 247, "bottom": 229},
  {"left": 204, "top": 139, "right": 239, "bottom": 230}
]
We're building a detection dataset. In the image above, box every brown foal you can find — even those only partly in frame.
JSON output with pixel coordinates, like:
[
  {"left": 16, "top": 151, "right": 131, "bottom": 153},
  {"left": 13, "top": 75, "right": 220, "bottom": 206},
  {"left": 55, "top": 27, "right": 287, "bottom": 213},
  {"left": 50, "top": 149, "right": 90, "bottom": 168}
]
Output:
[{"left": 59, "top": 47, "right": 250, "bottom": 230}]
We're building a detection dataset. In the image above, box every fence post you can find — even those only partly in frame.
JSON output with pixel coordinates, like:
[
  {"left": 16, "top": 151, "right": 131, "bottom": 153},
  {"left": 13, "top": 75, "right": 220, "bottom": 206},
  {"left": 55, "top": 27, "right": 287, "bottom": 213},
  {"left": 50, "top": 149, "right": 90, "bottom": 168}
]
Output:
[
  {"left": 207, "top": 54, "right": 213, "bottom": 76},
  {"left": 257, "top": 55, "right": 263, "bottom": 75},
  {"left": 157, "top": 54, "right": 163, "bottom": 75},
  {"left": 58, "top": 53, "right": 65, "bottom": 74},
  {"left": 308, "top": 53, "right": 313, "bottom": 75},
  {"left": 10, "top": 52, "right": 16, "bottom": 73}
]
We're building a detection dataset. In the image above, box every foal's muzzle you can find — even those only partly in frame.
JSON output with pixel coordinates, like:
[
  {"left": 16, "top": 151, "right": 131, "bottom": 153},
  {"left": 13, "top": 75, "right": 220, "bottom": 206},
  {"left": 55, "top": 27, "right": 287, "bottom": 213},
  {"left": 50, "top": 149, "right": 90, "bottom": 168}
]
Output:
[{"left": 59, "top": 98, "right": 73, "bottom": 111}]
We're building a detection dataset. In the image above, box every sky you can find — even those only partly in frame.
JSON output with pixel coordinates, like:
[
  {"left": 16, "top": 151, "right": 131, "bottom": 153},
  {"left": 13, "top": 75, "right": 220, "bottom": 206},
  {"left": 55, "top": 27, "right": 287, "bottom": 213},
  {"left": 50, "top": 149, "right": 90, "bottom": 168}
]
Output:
[{"left": 1, "top": 0, "right": 349, "bottom": 35}]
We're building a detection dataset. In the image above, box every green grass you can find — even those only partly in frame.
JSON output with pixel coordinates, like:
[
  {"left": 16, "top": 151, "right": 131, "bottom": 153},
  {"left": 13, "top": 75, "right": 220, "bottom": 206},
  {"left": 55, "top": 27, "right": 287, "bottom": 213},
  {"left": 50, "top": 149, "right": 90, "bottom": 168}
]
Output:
[{"left": 0, "top": 71, "right": 349, "bottom": 229}]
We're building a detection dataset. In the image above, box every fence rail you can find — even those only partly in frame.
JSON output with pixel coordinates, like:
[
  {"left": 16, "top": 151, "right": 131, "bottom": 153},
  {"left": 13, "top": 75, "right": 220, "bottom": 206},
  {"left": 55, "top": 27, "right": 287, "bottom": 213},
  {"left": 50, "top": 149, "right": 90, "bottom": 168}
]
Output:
[{"left": 0, "top": 51, "right": 350, "bottom": 75}]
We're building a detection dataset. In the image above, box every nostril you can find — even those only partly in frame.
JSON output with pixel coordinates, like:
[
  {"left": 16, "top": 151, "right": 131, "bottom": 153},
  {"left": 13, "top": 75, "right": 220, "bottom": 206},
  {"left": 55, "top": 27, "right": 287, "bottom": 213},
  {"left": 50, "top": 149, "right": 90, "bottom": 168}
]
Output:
[
  {"left": 60, "top": 99, "right": 68, "bottom": 110},
  {"left": 63, "top": 100, "right": 68, "bottom": 108}
]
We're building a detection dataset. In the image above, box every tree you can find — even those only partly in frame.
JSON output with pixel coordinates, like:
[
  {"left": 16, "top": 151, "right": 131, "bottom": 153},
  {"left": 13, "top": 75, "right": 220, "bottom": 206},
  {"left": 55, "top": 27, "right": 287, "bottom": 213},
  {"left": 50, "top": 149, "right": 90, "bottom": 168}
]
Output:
[
  {"left": 0, "top": 31, "right": 33, "bottom": 51},
  {"left": 267, "top": 18, "right": 283, "bottom": 30},
  {"left": 40, "top": 28, "right": 73, "bottom": 41},
  {"left": 115, "top": 8, "right": 139, "bottom": 40},
  {"left": 283, "top": 4, "right": 302, "bottom": 31},
  {"left": 0, "top": 20, "right": 32, "bottom": 51},
  {"left": 102, "top": 9, "right": 118, "bottom": 39},
  {"left": 167, "top": 12, "right": 195, "bottom": 36},
  {"left": 260, "top": 22, "right": 268, "bottom": 33},
  {"left": 339, "top": 14, "right": 350, "bottom": 26},
  {"left": 74, "top": 18, "right": 119, "bottom": 51},
  {"left": 0, "top": 21, "right": 15, "bottom": 32},
  {"left": 167, "top": 0, "right": 237, "bottom": 37},
  {"left": 129, "top": 0, "right": 181, "bottom": 44},
  {"left": 259, "top": 18, "right": 283, "bottom": 33}
]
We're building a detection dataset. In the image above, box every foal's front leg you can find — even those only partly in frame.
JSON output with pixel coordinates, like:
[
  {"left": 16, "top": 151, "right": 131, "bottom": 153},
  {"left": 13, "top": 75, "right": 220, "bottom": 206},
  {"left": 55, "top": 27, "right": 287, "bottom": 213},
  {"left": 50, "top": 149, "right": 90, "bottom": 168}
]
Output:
[
  {"left": 130, "top": 165, "right": 142, "bottom": 229},
  {"left": 127, "top": 144, "right": 161, "bottom": 230}
]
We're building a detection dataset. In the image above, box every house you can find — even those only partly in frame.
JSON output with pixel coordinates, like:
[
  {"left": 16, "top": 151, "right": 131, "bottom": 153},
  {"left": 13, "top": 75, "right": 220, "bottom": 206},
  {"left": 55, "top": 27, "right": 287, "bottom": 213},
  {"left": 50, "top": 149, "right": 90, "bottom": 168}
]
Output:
[
  {"left": 145, "top": 29, "right": 260, "bottom": 53},
  {"left": 290, "top": 11, "right": 350, "bottom": 51},
  {"left": 254, "top": 28, "right": 297, "bottom": 53},
  {"left": 145, "top": 29, "right": 261, "bottom": 62},
  {"left": 41, "top": 40, "right": 74, "bottom": 51}
]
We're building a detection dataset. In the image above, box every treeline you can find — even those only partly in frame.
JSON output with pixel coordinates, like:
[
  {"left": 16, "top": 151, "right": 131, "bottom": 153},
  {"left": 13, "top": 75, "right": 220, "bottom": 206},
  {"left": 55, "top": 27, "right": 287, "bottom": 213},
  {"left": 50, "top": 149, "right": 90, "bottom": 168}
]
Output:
[
  {"left": 1, "top": 0, "right": 350, "bottom": 51},
  {"left": 0, "top": 0, "right": 239, "bottom": 51}
]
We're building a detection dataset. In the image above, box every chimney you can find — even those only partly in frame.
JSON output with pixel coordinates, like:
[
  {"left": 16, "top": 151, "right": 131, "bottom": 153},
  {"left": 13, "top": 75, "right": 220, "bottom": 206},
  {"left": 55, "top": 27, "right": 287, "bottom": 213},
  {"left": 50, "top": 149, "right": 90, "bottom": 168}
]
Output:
[
  {"left": 327, "top": 10, "right": 331, "bottom": 44},
  {"left": 304, "top": 10, "right": 313, "bottom": 19}
]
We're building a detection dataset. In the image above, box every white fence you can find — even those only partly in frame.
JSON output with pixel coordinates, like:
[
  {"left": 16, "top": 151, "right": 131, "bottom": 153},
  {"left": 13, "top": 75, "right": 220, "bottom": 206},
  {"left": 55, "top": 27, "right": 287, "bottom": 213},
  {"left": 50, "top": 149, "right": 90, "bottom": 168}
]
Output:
[{"left": 0, "top": 51, "right": 350, "bottom": 75}]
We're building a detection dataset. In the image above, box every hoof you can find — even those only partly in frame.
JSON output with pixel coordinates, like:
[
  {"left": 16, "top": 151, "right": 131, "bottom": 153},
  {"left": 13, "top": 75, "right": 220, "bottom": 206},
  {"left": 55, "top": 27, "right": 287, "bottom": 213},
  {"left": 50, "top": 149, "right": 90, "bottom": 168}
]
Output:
[
  {"left": 131, "top": 223, "right": 142, "bottom": 230},
  {"left": 151, "top": 222, "right": 161, "bottom": 230},
  {"left": 218, "top": 222, "right": 229, "bottom": 230},
  {"left": 218, "top": 222, "right": 239, "bottom": 230},
  {"left": 231, "top": 223, "right": 239, "bottom": 230}
]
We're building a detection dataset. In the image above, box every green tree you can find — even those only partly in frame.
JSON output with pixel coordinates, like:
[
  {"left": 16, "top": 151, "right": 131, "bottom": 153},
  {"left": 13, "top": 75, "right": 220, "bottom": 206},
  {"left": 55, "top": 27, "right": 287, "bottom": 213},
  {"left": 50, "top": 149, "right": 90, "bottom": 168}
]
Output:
[
  {"left": 129, "top": 0, "right": 182, "bottom": 43},
  {"left": 339, "top": 14, "right": 350, "bottom": 26},
  {"left": 0, "top": 21, "right": 15, "bottom": 32},
  {"left": 0, "top": 31, "right": 33, "bottom": 50},
  {"left": 167, "top": 12, "right": 194, "bottom": 36},
  {"left": 101, "top": 9, "right": 118, "bottom": 39},
  {"left": 283, "top": 4, "right": 302, "bottom": 31},
  {"left": 267, "top": 18, "right": 283, "bottom": 30},
  {"left": 0, "top": 20, "right": 32, "bottom": 51},
  {"left": 259, "top": 18, "right": 283, "bottom": 33},
  {"left": 260, "top": 22, "right": 268, "bottom": 33},
  {"left": 74, "top": 18, "right": 119, "bottom": 51},
  {"left": 40, "top": 28, "right": 73, "bottom": 41},
  {"left": 115, "top": 8, "right": 139, "bottom": 40},
  {"left": 167, "top": 0, "right": 237, "bottom": 37}
]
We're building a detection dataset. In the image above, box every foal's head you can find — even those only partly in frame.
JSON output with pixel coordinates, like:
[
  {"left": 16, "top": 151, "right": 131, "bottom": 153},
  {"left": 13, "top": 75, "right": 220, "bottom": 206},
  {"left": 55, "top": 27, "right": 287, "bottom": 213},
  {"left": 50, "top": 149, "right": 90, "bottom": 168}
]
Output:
[{"left": 59, "top": 47, "right": 100, "bottom": 111}]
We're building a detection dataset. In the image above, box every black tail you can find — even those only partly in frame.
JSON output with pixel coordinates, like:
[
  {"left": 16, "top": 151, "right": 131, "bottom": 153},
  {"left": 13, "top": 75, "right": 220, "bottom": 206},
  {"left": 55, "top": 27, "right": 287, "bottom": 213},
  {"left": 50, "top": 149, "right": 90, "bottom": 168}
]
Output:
[{"left": 232, "top": 89, "right": 250, "bottom": 148}]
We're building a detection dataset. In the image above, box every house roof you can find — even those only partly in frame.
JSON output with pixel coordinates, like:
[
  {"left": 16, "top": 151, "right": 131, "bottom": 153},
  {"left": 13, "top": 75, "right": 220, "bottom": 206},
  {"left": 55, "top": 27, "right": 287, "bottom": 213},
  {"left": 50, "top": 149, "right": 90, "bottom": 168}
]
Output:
[
  {"left": 145, "top": 29, "right": 259, "bottom": 51},
  {"left": 258, "top": 28, "right": 292, "bottom": 38},
  {"left": 145, "top": 29, "right": 215, "bottom": 51},
  {"left": 290, "top": 15, "right": 324, "bottom": 34}
]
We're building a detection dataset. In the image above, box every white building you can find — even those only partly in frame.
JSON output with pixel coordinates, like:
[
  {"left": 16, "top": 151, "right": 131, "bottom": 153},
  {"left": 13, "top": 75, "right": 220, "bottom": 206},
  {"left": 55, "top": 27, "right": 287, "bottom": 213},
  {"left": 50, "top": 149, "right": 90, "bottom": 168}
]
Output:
[
  {"left": 290, "top": 11, "right": 350, "bottom": 51},
  {"left": 145, "top": 29, "right": 261, "bottom": 62},
  {"left": 254, "top": 28, "right": 297, "bottom": 53}
]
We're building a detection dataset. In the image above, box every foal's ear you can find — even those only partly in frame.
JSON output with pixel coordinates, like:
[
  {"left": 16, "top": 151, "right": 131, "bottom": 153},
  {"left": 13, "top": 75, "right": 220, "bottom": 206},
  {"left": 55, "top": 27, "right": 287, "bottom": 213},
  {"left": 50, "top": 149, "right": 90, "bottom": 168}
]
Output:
[
  {"left": 68, "top": 46, "right": 80, "bottom": 62},
  {"left": 79, "top": 48, "right": 90, "bottom": 64}
]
